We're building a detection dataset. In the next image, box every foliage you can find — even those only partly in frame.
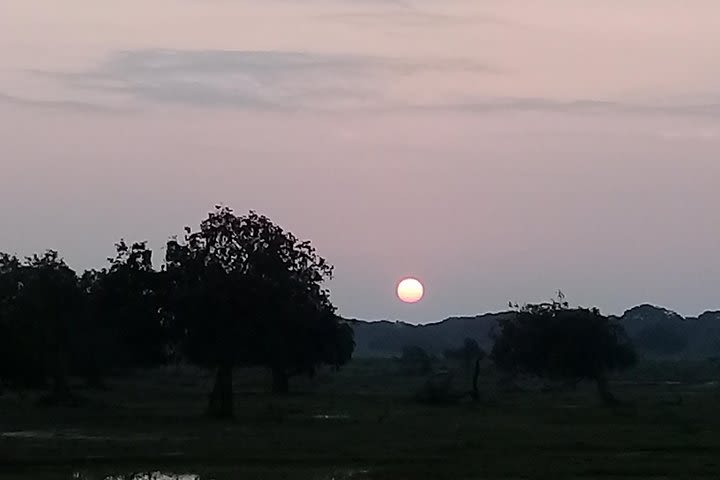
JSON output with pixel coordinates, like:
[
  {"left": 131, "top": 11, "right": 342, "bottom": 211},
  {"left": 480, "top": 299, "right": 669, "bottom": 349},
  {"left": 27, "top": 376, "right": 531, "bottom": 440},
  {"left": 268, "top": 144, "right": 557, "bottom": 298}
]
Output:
[
  {"left": 99, "top": 240, "right": 167, "bottom": 368},
  {"left": 164, "top": 206, "right": 353, "bottom": 415},
  {"left": 72, "top": 241, "right": 167, "bottom": 387},
  {"left": 492, "top": 292, "right": 637, "bottom": 403},
  {"left": 1, "top": 205, "right": 353, "bottom": 414},
  {"left": 0, "top": 252, "right": 46, "bottom": 387},
  {"left": 633, "top": 323, "right": 689, "bottom": 356},
  {"left": 239, "top": 210, "right": 353, "bottom": 393},
  {"left": 0, "top": 251, "right": 84, "bottom": 401}
]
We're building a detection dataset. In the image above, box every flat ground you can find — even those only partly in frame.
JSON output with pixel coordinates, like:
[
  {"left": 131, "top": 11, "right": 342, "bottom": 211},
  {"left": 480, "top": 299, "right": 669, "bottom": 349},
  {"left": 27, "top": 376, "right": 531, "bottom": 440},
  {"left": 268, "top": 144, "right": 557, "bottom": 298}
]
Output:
[{"left": 1, "top": 359, "right": 720, "bottom": 479}]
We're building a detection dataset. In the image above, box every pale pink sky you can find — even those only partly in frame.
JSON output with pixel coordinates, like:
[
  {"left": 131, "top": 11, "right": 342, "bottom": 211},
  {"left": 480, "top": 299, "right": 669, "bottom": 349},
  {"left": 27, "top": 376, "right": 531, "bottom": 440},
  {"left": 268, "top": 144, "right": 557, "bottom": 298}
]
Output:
[{"left": 1, "top": 1, "right": 719, "bottom": 322}]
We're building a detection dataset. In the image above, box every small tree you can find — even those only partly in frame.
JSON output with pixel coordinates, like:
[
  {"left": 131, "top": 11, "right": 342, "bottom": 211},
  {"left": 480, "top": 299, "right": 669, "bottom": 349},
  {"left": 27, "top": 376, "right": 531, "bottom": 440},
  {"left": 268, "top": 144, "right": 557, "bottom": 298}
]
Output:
[
  {"left": 444, "top": 338, "right": 486, "bottom": 400},
  {"left": 492, "top": 294, "right": 636, "bottom": 405},
  {"left": 444, "top": 338, "right": 485, "bottom": 371}
]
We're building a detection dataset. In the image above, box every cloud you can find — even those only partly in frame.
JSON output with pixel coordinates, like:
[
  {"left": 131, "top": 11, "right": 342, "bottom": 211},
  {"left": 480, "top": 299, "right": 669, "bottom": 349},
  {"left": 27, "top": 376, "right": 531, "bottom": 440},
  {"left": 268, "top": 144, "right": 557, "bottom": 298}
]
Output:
[
  {"left": 319, "top": 11, "right": 504, "bottom": 27},
  {"left": 0, "top": 92, "right": 125, "bottom": 113},
  {"left": 39, "top": 49, "right": 493, "bottom": 111},
  {"left": 27, "top": 49, "right": 720, "bottom": 118},
  {"left": 403, "top": 97, "right": 720, "bottom": 118}
]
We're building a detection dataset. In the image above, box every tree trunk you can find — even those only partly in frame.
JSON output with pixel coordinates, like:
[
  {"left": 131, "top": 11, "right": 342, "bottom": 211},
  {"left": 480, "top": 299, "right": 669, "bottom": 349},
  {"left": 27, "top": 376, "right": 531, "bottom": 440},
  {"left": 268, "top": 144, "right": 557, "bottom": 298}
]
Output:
[
  {"left": 43, "top": 344, "right": 76, "bottom": 405},
  {"left": 470, "top": 357, "right": 481, "bottom": 401},
  {"left": 84, "top": 361, "right": 106, "bottom": 390},
  {"left": 52, "top": 370, "right": 72, "bottom": 399},
  {"left": 271, "top": 367, "right": 289, "bottom": 395},
  {"left": 596, "top": 373, "right": 619, "bottom": 406},
  {"left": 85, "top": 372, "right": 106, "bottom": 390},
  {"left": 207, "top": 363, "right": 234, "bottom": 418},
  {"left": 40, "top": 366, "right": 75, "bottom": 406}
]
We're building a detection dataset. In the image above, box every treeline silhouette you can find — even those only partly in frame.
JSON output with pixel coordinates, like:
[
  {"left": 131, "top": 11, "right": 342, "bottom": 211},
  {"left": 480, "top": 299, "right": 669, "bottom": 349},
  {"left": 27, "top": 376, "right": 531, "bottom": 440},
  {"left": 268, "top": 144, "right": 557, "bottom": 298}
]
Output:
[
  {"left": 0, "top": 206, "right": 354, "bottom": 417},
  {"left": 1, "top": 206, "right": 640, "bottom": 415},
  {"left": 397, "top": 293, "right": 638, "bottom": 405}
]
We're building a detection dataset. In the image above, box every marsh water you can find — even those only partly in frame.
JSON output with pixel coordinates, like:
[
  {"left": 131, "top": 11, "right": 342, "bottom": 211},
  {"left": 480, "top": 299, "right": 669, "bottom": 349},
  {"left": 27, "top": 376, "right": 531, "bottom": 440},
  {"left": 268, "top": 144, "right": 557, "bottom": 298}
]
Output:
[
  {"left": 73, "top": 472, "right": 369, "bottom": 480},
  {"left": 7, "top": 467, "right": 374, "bottom": 480}
]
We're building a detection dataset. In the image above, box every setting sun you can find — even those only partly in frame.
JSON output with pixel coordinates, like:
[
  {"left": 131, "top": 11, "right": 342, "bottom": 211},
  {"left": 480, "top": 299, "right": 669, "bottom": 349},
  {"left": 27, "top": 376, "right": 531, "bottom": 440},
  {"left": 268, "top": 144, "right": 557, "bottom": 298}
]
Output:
[{"left": 397, "top": 278, "right": 424, "bottom": 303}]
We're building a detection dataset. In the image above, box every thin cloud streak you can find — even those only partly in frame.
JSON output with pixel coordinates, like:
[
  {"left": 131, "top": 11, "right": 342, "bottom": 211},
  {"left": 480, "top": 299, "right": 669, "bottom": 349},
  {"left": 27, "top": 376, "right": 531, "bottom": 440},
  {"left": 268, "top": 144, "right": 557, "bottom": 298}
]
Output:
[
  {"left": 35, "top": 49, "right": 494, "bottom": 111},
  {"left": 319, "top": 11, "right": 505, "bottom": 27},
  {"left": 401, "top": 97, "right": 720, "bottom": 118},
  {"left": 24, "top": 49, "right": 720, "bottom": 118},
  {"left": 0, "top": 92, "right": 126, "bottom": 113}
]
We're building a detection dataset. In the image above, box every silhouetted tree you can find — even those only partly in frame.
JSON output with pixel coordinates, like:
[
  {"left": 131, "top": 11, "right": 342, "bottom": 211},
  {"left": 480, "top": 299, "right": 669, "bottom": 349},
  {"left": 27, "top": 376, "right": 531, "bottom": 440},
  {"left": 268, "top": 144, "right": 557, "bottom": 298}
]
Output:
[
  {"left": 164, "top": 206, "right": 353, "bottom": 415},
  {"left": 444, "top": 338, "right": 484, "bottom": 371},
  {"left": 239, "top": 211, "right": 353, "bottom": 394},
  {"left": 74, "top": 268, "right": 108, "bottom": 388},
  {"left": 492, "top": 294, "right": 636, "bottom": 405},
  {"left": 444, "top": 338, "right": 485, "bottom": 400},
  {"left": 75, "top": 241, "right": 166, "bottom": 387},
  {"left": 0, "top": 253, "right": 46, "bottom": 388},
  {"left": 164, "top": 207, "right": 253, "bottom": 418},
  {"left": 7, "top": 251, "right": 84, "bottom": 403}
]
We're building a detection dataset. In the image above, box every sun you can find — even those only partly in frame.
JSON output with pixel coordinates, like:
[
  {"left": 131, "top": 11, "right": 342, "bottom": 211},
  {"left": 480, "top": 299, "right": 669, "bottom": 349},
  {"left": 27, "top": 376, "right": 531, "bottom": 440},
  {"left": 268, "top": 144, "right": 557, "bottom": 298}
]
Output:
[{"left": 397, "top": 277, "right": 424, "bottom": 303}]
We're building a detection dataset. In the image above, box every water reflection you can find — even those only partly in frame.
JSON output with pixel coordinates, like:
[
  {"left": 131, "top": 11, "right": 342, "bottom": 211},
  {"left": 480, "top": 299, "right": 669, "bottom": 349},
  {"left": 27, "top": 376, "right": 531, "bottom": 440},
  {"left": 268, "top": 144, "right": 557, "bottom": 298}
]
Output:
[
  {"left": 72, "top": 467, "right": 371, "bottom": 480},
  {"left": 75, "top": 474, "right": 199, "bottom": 480},
  {"left": 312, "top": 413, "right": 350, "bottom": 420}
]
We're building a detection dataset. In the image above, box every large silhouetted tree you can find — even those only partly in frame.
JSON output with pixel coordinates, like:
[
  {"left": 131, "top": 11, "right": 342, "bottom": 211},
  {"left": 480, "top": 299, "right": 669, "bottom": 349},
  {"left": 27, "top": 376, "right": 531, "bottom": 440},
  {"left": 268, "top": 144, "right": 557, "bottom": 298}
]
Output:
[
  {"left": 240, "top": 211, "right": 353, "bottom": 393},
  {"left": 164, "top": 206, "right": 353, "bottom": 416},
  {"left": 492, "top": 294, "right": 636, "bottom": 405},
  {"left": 164, "top": 207, "right": 253, "bottom": 418}
]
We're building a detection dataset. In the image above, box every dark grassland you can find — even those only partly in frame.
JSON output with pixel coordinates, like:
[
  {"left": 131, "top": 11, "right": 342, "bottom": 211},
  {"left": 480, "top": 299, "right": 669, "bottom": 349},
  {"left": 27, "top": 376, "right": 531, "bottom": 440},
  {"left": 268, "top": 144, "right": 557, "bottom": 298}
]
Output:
[{"left": 2, "top": 359, "right": 720, "bottom": 479}]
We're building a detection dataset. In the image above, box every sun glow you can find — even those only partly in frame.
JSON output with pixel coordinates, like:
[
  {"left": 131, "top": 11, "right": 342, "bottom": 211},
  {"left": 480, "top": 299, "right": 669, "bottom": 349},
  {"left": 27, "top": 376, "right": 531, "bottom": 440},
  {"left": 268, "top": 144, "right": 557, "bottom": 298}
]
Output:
[{"left": 397, "top": 278, "right": 424, "bottom": 303}]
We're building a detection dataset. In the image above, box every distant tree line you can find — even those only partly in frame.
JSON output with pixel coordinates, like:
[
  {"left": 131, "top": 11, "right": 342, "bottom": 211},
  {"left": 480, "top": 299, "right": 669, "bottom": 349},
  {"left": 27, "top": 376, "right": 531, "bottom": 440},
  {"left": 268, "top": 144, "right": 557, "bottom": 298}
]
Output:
[
  {"left": 400, "top": 292, "right": 638, "bottom": 405},
  {"left": 0, "top": 206, "right": 354, "bottom": 417}
]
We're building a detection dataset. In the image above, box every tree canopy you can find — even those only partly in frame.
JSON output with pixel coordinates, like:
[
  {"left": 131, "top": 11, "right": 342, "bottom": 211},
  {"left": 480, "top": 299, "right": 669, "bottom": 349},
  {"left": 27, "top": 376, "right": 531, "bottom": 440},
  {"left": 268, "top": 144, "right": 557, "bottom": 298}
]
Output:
[
  {"left": 0, "top": 205, "right": 353, "bottom": 416},
  {"left": 79, "top": 241, "right": 167, "bottom": 381},
  {"left": 163, "top": 206, "right": 354, "bottom": 416},
  {"left": 0, "top": 251, "right": 84, "bottom": 403},
  {"left": 492, "top": 293, "right": 636, "bottom": 404}
]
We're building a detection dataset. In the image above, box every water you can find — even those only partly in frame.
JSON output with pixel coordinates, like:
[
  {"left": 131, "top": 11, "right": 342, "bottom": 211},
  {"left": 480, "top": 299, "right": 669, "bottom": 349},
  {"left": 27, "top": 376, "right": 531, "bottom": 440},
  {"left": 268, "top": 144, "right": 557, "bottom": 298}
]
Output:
[
  {"left": 64, "top": 467, "right": 373, "bottom": 480},
  {"left": 311, "top": 413, "right": 351, "bottom": 421},
  {"left": 75, "top": 474, "right": 199, "bottom": 480}
]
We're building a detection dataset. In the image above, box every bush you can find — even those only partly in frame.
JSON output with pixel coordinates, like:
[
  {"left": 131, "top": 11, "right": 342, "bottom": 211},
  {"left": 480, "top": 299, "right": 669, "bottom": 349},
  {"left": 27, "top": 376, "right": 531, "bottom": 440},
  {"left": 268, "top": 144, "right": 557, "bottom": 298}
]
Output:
[{"left": 415, "top": 371, "right": 455, "bottom": 404}]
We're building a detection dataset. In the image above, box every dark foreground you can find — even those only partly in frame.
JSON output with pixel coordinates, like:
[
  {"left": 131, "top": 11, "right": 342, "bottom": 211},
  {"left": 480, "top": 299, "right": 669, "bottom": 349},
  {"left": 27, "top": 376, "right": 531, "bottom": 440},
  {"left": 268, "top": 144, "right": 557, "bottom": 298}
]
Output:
[{"left": 1, "top": 360, "right": 720, "bottom": 479}]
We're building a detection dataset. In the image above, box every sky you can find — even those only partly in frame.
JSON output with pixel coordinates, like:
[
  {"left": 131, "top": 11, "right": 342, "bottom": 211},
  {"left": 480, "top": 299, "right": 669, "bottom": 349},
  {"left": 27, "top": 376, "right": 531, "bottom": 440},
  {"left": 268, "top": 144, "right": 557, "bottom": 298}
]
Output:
[{"left": 1, "top": 0, "right": 719, "bottom": 323}]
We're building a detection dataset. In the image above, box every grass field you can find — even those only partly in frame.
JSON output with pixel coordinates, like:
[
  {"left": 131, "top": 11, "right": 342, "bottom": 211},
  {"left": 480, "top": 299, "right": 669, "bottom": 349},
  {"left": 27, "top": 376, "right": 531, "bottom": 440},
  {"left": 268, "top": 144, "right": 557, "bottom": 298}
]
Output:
[{"left": 1, "top": 359, "right": 720, "bottom": 479}]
